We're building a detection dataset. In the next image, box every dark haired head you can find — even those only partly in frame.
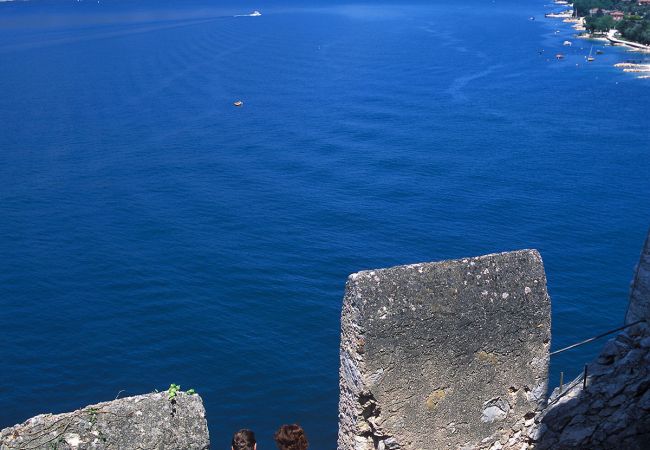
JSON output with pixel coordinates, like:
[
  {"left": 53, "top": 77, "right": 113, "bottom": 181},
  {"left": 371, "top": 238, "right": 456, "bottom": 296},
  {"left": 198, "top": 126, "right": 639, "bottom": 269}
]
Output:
[
  {"left": 231, "top": 429, "right": 256, "bottom": 450},
  {"left": 274, "top": 424, "right": 309, "bottom": 450}
]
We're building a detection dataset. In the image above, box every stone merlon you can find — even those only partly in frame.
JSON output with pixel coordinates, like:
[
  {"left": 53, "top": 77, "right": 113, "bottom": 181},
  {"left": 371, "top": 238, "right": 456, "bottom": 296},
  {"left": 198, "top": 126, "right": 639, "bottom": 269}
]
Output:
[
  {"left": 0, "top": 392, "right": 209, "bottom": 450},
  {"left": 338, "top": 249, "right": 551, "bottom": 450}
]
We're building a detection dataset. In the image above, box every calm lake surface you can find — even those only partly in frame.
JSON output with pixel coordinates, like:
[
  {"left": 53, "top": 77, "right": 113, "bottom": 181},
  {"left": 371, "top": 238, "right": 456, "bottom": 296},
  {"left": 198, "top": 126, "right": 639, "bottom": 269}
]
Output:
[{"left": 1, "top": 0, "right": 649, "bottom": 447}]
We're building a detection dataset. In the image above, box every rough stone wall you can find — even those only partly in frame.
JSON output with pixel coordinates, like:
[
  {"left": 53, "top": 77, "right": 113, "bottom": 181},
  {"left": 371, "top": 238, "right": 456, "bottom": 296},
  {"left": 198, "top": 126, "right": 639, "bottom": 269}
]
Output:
[
  {"left": 537, "top": 322, "right": 650, "bottom": 450},
  {"left": 338, "top": 250, "right": 551, "bottom": 450},
  {"left": 0, "top": 392, "right": 210, "bottom": 450},
  {"left": 474, "top": 322, "right": 650, "bottom": 450},
  {"left": 626, "top": 229, "right": 650, "bottom": 324}
]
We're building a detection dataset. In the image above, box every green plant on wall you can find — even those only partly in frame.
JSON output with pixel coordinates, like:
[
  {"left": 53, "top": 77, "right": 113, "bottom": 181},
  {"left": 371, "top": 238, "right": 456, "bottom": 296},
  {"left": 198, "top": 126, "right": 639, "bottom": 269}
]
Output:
[
  {"left": 168, "top": 384, "right": 181, "bottom": 400},
  {"left": 167, "top": 384, "right": 197, "bottom": 401}
]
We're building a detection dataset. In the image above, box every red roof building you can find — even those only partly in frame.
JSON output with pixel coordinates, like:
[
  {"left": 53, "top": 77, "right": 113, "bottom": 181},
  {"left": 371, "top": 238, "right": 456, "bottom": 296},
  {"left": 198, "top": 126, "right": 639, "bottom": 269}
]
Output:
[{"left": 610, "top": 11, "right": 625, "bottom": 21}]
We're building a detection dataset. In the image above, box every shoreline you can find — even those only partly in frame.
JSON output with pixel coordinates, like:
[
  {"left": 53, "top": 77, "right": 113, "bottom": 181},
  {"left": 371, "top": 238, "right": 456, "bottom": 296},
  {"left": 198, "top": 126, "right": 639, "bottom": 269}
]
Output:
[
  {"left": 604, "top": 28, "right": 650, "bottom": 53},
  {"left": 576, "top": 28, "right": 650, "bottom": 53},
  {"left": 545, "top": 3, "right": 650, "bottom": 79}
]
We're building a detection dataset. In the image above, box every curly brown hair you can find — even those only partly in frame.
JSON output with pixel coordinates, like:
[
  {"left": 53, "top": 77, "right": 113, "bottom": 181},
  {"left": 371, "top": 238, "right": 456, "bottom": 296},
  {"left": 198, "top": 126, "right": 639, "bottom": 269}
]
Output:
[
  {"left": 273, "top": 424, "right": 309, "bottom": 450},
  {"left": 231, "top": 429, "right": 256, "bottom": 450}
]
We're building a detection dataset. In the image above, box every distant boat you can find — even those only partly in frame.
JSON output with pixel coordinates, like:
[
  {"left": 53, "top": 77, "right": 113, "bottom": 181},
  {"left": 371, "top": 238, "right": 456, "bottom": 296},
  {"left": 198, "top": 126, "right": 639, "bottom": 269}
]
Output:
[
  {"left": 587, "top": 46, "right": 595, "bottom": 62},
  {"left": 596, "top": 49, "right": 604, "bottom": 55},
  {"left": 233, "top": 100, "right": 244, "bottom": 107},
  {"left": 234, "top": 10, "right": 262, "bottom": 18},
  {"left": 556, "top": 53, "right": 565, "bottom": 60},
  {"left": 529, "top": 16, "right": 535, "bottom": 21},
  {"left": 563, "top": 40, "right": 572, "bottom": 46}
]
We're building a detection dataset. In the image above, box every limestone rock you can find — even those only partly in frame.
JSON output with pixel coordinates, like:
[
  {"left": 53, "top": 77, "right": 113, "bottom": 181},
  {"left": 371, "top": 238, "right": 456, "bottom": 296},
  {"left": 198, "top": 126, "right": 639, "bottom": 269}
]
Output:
[
  {"left": 338, "top": 250, "right": 551, "bottom": 450},
  {"left": 0, "top": 392, "right": 209, "bottom": 450}
]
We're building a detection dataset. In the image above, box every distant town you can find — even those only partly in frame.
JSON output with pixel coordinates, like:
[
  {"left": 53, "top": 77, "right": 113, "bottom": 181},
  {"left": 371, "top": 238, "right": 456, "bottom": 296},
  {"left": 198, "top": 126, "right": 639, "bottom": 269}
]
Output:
[{"left": 573, "top": 0, "right": 650, "bottom": 44}]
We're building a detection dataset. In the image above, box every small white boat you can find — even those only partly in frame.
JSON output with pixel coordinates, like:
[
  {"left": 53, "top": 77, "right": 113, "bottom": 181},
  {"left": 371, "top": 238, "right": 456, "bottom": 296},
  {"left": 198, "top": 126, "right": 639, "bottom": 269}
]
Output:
[
  {"left": 233, "top": 100, "right": 244, "bottom": 107},
  {"left": 587, "top": 45, "right": 595, "bottom": 62},
  {"left": 563, "top": 40, "right": 572, "bottom": 46},
  {"left": 235, "top": 10, "right": 262, "bottom": 18}
]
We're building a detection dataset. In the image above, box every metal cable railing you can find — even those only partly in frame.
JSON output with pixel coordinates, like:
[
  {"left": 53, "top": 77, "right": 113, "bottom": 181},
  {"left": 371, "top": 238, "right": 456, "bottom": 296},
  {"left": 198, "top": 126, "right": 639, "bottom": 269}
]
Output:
[
  {"left": 550, "top": 319, "right": 645, "bottom": 356},
  {"left": 550, "top": 319, "right": 646, "bottom": 396}
]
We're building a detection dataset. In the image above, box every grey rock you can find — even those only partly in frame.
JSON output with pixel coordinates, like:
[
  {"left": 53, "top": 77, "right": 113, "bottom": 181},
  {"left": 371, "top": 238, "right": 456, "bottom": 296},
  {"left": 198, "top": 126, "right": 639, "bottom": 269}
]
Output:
[
  {"left": 596, "top": 354, "right": 615, "bottom": 365},
  {"left": 608, "top": 394, "right": 627, "bottom": 407},
  {"left": 511, "top": 421, "right": 523, "bottom": 432},
  {"left": 0, "top": 392, "right": 209, "bottom": 450},
  {"left": 600, "top": 409, "right": 628, "bottom": 435},
  {"left": 567, "top": 414, "right": 586, "bottom": 426},
  {"left": 337, "top": 250, "right": 550, "bottom": 450},
  {"left": 543, "top": 393, "right": 590, "bottom": 431},
  {"left": 615, "top": 333, "right": 634, "bottom": 348},
  {"left": 603, "top": 338, "right": 630, "bottom": 356},
  {"left": 626, "top": 322, "right": 649, "bottom": 338},
  {"left": 588, "top": 362, "right": 614, "bottom": 377},
  {"left": 383, "top": 437, "right": 400, "bottom": 449},
  {"left": 527, "top": 422, "right": 547, "bottom": 441},
  {"left": 595, "top": 378, "right": 627, "bottom": 397},
  {"left": 588, "top": 398, "right": 605, "bottom": 411},
  {"left": 481, "top": 398, "right": 510, "bottom": 423},
  {"left": 633, "top": 379, "right": 650, "bottom": 396},
  {"left": 639, "top": 389, "right": 650, "bottom": 410},
  {"left": 598, "top": 339, "right": 629, "bottom": 365},
  {"left": 479, "top": 411, "right": 503, "bottom": 428},
  {"left": 626, "top": 229, "right": 650, "bottom": 324},
  {"left": 598, "top": 406, "right": 617, "bottom": 418},
  {"left": 591, "top": 427, "right": 607, "bottom": 444},
  {"left": 558, "top": 423, "right": 595, "bottom": 447},
  {"left": 535, "top": 432, "right": 558, "bottom": 450}
]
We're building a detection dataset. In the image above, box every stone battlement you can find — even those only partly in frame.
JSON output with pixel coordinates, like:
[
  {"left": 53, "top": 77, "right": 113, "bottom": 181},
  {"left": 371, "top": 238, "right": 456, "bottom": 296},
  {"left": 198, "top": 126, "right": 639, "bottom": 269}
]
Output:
[
  {"left": 2, "top": 230, "right": 648, "bottom": 449},
  {"left": 0, "top": 392, "right": 209, "bottom": 450}
]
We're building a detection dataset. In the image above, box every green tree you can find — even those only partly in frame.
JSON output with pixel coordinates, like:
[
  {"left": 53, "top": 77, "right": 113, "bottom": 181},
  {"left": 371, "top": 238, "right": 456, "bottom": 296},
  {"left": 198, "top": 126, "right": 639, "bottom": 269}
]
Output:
[
  {"left": 617, "top": 17, "right": 650, "bottom": 44},
  {"left": 573, "top": 0, "right": 615, "bottom": 17},
  {"left": 585, "top": 14, "right": 616, "bottom": 32}
]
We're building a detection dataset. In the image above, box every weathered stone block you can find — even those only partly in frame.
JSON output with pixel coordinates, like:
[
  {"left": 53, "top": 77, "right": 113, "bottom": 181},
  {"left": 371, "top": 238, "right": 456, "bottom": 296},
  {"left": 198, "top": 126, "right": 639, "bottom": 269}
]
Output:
[
  {"left": 338, "top": 250, "right": 551, "bottom": 450},
  {"left": 626, "top": 229, "right": 650, "bottom": 324},
  {"left": 0, "top": 392, "right": 209, "bottom": 450}
]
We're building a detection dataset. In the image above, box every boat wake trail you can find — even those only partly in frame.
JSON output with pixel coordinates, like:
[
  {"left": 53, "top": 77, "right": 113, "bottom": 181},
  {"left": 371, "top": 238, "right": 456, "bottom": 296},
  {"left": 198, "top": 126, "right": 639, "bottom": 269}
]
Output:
[
  {"left": 446, "top": 64, "right": 503, "bottom": 102},
  {"left": 0, "top": 17, "right": 226, "bottom": 53}
]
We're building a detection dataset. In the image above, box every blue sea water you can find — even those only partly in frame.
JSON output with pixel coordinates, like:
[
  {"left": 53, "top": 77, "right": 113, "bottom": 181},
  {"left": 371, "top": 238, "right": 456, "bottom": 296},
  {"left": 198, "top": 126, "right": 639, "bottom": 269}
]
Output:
[{"left": 0, "top": 0, "right": 649, "bottom": 447}]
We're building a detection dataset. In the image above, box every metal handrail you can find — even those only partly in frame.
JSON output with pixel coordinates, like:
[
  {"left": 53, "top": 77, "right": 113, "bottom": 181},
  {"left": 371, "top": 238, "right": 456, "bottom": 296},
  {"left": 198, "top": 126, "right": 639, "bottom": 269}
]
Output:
[
  {"left": 550, "top": 319, "right": 646, "bottom": 396},
  {"left": 549, "top": 319, "right": 645, "bottom": 356}
]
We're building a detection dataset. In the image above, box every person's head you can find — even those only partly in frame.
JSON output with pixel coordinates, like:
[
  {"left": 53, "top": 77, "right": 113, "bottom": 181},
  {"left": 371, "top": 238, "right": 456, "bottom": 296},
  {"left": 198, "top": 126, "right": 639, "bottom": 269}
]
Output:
[
  {"left": 274, "top": 424, "right": 309, "bottom": 450},
  {"left": 231, "top": 429, "right": 256, "bottom": 450}
]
